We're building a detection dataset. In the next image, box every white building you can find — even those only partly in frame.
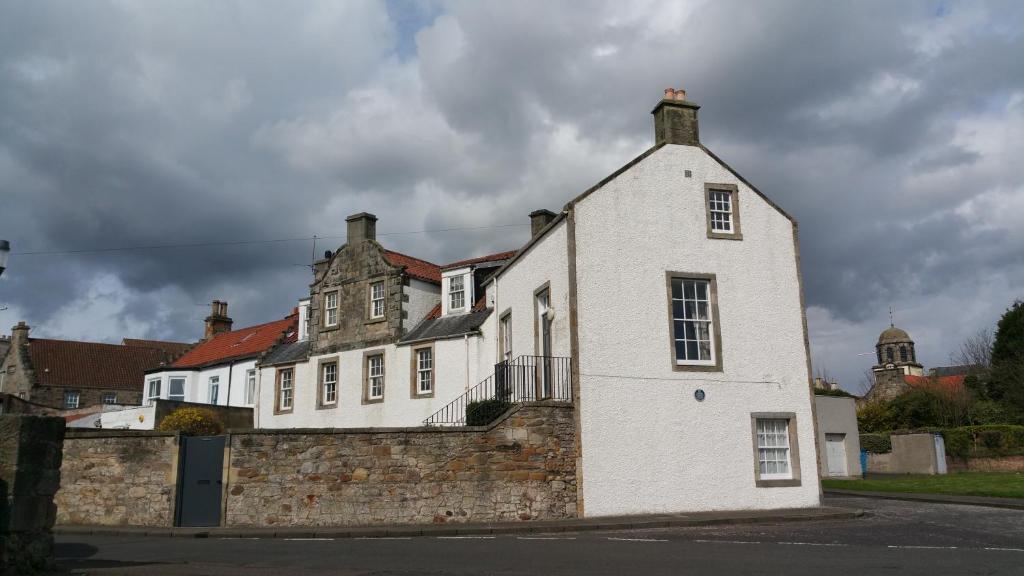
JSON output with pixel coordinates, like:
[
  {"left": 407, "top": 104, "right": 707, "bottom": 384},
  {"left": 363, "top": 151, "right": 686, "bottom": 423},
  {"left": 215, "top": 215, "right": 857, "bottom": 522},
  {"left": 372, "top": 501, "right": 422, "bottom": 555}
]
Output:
[{"left": 257, "top": 88, "right": 821, "bottom": 514}]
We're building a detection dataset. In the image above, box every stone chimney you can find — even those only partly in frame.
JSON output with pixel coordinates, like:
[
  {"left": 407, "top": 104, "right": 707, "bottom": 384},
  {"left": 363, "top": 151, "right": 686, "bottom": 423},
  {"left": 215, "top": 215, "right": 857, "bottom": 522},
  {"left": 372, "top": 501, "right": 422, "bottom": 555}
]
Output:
[
  {"left": 204, "top": 300, "right": 233, "bottom": 339},
  {"left": 652, "top": 87, "right": 700, "bottom": 147},
  {"left": 529, "top": 209, "right": 557, "bottom": 237},
  {"left": 346, "top": 212, "right": 378, "bottom": 244},
  {"left": 11, "top": 321, "right": 29, "bottom": 347}
]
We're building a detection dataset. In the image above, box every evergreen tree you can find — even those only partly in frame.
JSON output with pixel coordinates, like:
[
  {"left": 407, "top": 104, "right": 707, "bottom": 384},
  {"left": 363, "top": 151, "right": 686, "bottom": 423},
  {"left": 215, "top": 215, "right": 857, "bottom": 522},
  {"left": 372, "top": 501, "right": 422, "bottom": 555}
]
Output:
[{"left": 989, "top": 300, "right": 1024, "bottom": 420}]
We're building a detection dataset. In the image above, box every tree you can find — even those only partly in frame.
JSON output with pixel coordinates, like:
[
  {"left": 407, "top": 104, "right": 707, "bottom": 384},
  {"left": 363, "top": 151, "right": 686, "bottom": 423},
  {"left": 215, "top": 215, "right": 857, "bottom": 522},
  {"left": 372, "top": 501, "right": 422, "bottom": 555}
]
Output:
[
  {"left": 989, "top": 300, "right": 1024, "bottom": 419},
  {"left": 951, "top": 328, "right": 993, "bottom": 373}
]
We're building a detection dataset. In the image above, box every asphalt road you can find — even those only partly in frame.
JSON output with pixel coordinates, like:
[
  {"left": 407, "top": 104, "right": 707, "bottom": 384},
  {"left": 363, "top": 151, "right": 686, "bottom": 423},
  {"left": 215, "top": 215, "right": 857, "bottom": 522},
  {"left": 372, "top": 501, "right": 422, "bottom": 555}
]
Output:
[{"left": 55, "top": 495, "right": 1024, "bottom": 575}]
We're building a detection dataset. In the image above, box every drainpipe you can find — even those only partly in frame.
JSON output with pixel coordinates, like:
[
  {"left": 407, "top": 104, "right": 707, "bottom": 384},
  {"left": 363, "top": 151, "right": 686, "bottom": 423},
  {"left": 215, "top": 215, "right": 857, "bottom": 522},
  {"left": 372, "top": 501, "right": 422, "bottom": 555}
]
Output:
[
  {"left": 225, "top": 362, "right": 233, "bottom": 407},
  {"left": 464, "top": 334, "right": 470, "bottom": 391}
]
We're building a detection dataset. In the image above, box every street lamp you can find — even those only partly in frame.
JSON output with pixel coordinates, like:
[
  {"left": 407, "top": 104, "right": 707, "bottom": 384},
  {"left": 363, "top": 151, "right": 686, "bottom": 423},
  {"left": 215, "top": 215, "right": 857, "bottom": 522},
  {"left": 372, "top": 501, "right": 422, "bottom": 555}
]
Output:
[{"left": 0, "top": 240, "right": 8, "bottom": 278}]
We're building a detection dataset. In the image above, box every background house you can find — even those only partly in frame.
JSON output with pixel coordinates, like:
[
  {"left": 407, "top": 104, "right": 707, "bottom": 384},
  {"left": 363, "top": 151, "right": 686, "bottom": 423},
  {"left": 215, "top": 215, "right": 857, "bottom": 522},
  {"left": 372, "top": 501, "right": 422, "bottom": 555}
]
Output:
[{"left": 0, "top": 321, "right": 187, "bottom": 409}]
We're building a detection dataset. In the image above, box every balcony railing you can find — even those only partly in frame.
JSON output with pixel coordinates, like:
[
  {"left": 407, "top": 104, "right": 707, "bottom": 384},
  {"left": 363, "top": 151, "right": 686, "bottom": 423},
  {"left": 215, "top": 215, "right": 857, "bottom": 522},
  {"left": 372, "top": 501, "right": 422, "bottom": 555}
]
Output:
[{"left": 423, "top": 355, "right": 572, "bottom": 426}]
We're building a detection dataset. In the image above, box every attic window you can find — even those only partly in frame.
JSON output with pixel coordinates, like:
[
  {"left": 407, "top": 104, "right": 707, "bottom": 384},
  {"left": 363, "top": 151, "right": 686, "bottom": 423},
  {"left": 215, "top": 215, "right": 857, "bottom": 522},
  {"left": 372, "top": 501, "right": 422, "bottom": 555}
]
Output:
[
  {"left": 370, "top": 281, "right": 385, "bottom": 319},
  {"left": 450, "top": 275, "right": 466, "bottom": 311}
]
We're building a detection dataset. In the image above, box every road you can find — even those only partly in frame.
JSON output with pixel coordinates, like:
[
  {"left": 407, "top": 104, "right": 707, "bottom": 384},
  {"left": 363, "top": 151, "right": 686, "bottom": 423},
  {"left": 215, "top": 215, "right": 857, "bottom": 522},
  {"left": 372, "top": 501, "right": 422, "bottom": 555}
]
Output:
[{"left": 55, "top": 495, "right": 1024, "bottom": 575}]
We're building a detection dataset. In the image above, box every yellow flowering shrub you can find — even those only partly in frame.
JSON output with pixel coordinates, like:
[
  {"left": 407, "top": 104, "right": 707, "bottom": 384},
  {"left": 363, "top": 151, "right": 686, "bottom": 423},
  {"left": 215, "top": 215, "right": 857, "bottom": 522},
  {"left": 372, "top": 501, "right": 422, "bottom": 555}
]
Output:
[{"left": 157, "top": 406, "right": 224, "bottom": 436}]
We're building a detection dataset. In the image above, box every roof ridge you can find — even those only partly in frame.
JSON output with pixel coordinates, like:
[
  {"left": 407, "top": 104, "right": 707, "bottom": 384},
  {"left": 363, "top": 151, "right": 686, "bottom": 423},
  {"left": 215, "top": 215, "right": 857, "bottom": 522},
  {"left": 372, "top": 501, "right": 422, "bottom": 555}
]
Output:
[{"left": 384, "top": 249, "right": 440, "bottom": 267}]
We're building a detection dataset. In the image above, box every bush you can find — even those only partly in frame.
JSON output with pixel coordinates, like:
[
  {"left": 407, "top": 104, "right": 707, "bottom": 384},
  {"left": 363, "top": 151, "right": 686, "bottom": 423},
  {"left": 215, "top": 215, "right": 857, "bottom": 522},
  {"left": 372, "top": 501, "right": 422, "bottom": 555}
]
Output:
[
  {"left": 157, "top": 406, "right": 224, "bottom": 436},
  {"left": 814, "top": 388, "right": 856, "bottom": 398},
  {"left": 941, "top": 425, "right": 1024, "bottom": 458},
  {"left": 465, "top": 399, "right": 512, "bottom": 426},
  {"left": 859, "top": 433, "right": 892, "bottom": 454},
  {"left": 857, "top": 402, "right": 895, "bottom": 433}
]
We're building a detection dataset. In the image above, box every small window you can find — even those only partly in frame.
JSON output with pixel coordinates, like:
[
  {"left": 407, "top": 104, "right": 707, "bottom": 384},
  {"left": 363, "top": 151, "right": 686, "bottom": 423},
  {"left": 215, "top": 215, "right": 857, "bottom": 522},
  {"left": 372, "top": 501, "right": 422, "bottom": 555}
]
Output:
[
  {"left": 370, "top": 281, "right": 386, "bottom": 319},
  {"left": 277, "top": 368, "right": 294, "bottom": 412},
  {"left": 705, "top": 184, "right": 742, "bottom": 239},
  {"left": 416, "top": 348, "right": 433, "bottom": 395},
  {"left": 244, "top": 369, "right": 257, "bottom": 405},
  {"left": 756, "top": 418, "right": 792, "bottom": 480},
  {"left": 450, "top": 275, "right": 465, "bottom": 310},
  {"left": 899, "top": 345, "right": 908, "bottom": 363},
  {"left": 208, "top": 376, "right": 220, "bottom": 404},
  {"left": 322, "top": 362, "right": 338, "bottom": 405},
  {"left": 324, "top": 292, "right": 339, "bottom": 327},
  {"left": 168, "top": 377, "right": 186, "bottom": 402},
  {"left": 499, "top": 312, "right": 512, "bottom": 363},
  {"left": 365, "top": 353, "right": 384, "bottom": 401},
  {"left": 102, "top": 392, "right": 117, "bottom": 405},
  {"left": 147, "top": 379, "right": 162, "bottom": 405},
  {"left": 64, "top": 391, "right": 80, "bottom": 409},
  {"left": 668, "top": 275, "right": 720, "bottom": 369},
  {"left": 886, "top": 347, "right": 894, "bottom": 362}
]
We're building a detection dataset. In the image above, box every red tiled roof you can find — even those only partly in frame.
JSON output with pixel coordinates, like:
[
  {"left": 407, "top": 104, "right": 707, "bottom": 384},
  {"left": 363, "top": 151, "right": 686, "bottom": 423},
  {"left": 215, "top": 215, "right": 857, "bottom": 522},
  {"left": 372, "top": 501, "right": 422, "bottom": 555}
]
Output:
[
  {"left": 424, "top": 303, "right": 442, "bottom": 321},
  {"left": 28, "top": 339, "right": 175, "bottom": 391},
  {"left": 905, "top": 374, "right": 967, "bottom": 392},
  {"left": 384, "top": 250, "right": 442, "bottom": 284},
  {"left": 121, "top": 339, "right": 193, "bottom": 358},
  {"left": 442, "top": 250, "right": 517, "bottom": 271},
  {"left": 171, "top": 315, "right": 297, "bottom": 369}
]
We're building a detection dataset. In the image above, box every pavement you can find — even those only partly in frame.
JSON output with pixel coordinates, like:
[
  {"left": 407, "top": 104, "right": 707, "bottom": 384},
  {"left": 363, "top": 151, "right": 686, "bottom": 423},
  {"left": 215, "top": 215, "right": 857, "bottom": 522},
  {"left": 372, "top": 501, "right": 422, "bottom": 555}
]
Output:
[
  {"left": 54, "top": 505, "right": 860, "bottom": 539},
  {"left": 53, "top": 495, "right": 1024, "bottom": 575}
]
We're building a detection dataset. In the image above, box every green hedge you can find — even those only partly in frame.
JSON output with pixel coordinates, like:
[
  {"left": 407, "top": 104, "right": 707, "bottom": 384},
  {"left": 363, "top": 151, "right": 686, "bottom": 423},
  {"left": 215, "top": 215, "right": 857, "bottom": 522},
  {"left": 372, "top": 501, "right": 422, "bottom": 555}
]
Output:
[
  {"left": 814, "top": 388, "right": 856, "bottom": 398},
  {"left": 942, "top": 425, "right": 1024, "bottom": 458},
  {"left": 859, "top": 433, "right": 892, "bottom": 454},
  {"left": 466, "top": 399, "right": 512, "bottom": 426}
]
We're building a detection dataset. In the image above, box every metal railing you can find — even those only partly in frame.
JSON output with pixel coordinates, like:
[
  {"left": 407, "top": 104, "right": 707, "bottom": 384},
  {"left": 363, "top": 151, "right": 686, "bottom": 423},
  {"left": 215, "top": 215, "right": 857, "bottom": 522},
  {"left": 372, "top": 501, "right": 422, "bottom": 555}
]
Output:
[{"left": 423, "top": 355, "right": 572, "bottom": 426}]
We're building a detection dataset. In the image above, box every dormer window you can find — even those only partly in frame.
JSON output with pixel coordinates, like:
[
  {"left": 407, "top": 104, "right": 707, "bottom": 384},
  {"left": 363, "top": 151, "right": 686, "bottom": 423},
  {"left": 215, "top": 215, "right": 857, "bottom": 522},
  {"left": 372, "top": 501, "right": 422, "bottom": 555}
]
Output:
[
  {"left": 370, "top": 281, "right": 385, "bottom": 319},
  {"left": 450, "top": 275, "right": 466, "bottom": 310}
]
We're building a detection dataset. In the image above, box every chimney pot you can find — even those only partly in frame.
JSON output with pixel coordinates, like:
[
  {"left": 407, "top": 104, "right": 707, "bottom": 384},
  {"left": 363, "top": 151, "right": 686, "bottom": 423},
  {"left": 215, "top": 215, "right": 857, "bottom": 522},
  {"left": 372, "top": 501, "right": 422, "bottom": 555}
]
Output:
[
  {"left": 674, "top": 89, "right": 687, "bottom": 101},
  {"left": 529, "top": 209, "right": 557, "bottom": 237},
  {"left": 346, "top": 212, "right": 378, "bottom": 244},
  {"left": 664, "top": 88, "right": 675, "bottom": 99},
  {"left": 204, "top": 300, "right": 233, "bottom": 339}
]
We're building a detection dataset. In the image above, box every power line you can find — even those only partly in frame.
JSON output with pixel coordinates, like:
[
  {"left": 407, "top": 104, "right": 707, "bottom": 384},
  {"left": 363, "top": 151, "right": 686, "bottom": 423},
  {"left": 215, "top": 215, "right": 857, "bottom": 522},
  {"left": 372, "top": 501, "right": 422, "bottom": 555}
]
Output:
[{"left": 10, "top": 223, "right": 529, "bottom": 257}]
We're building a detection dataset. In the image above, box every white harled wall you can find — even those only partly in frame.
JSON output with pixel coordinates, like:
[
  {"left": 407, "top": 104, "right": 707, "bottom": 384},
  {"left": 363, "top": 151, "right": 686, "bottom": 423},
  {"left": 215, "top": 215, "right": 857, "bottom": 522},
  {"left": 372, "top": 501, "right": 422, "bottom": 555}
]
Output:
[
  {"left": 145, "top": 360, "right": 258, "bottom": 409},
  {"left": 571, "top": 144, "right": 820, "bottom": 515}
]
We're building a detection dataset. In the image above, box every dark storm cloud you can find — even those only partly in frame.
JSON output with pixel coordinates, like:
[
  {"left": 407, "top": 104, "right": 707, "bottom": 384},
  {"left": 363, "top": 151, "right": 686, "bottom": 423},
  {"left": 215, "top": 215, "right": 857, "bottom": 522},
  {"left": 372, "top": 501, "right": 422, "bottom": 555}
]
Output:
[{"left": 1, "top": 0, "right": 1022, "bottom": 388}]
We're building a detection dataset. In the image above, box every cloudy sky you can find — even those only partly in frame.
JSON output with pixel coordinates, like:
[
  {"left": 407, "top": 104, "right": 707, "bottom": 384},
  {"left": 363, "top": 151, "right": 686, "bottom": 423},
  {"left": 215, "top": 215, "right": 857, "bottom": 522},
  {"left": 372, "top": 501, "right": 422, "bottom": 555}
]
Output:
[{"left": 1, "top": 0, "right": 1023, "bottom": 390}]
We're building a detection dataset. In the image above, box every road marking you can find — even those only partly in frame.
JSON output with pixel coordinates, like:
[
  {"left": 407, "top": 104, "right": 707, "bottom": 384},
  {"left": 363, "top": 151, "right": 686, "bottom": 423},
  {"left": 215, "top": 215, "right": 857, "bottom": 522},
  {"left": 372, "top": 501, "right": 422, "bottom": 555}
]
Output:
[
  {"left": 693, "top": 540, "right": 761, "bottom": 545},
  {"left": 284, "top": 538, "right": 335, "bottom": 541},
  {"left": 778, "top": 542, "right": 847, "bottom": 547},
  {"left": 607, "top": 537, "right": 668, "bottom": 542},
  {"left": 353, "top": 537, "right": 412, "bottom": 540},
  {"left": 437, "top": 536, "right": 497, "bottom": 539},
  {"left": 517, "top": 537, "right": 577, "bottom": 540},
  {"left": 984, "top": 547, "right": 1024, "bottom": 553},
  {"left": 888, "top": 545, "right": 959, "bottom": 550}
]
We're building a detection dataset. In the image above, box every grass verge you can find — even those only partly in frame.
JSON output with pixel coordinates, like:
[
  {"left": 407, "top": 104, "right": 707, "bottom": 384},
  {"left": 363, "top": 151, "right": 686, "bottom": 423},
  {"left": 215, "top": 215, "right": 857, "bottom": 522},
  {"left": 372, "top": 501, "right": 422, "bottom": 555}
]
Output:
[{"left": 823, "top": 472, "right": 1024, "bottom": 499}]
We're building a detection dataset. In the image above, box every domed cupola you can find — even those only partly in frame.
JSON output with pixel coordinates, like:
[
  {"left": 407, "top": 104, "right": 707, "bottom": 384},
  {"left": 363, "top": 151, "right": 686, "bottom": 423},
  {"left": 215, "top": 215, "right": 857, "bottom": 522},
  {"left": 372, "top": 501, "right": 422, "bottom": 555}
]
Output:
[{"left": 873, "top": 324, "right": 923, "bottom": 374}]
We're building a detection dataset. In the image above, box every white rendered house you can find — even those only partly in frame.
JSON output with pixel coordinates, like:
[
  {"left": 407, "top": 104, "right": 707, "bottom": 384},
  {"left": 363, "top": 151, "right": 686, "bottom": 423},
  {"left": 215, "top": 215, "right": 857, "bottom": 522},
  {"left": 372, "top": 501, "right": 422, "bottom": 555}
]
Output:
[{"left": 257, "top": 88, "right": 821, "bottom": 514}]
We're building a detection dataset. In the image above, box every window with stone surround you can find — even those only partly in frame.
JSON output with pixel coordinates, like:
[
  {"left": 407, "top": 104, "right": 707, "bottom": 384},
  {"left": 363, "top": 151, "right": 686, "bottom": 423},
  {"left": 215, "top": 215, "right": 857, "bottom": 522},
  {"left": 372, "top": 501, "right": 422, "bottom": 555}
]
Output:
[
  {"left": 704, "top": 183, "right": 742, "bottom": 240},
  {"left": 750, "top": 413, "right": 801, "bottom": 487},
  {"left": 666, "top": 273, "right": 722, "bottom": 371},
  {"left": 450, "top": 275, "right": 466, "bottom": 311},
  {"left": 416, "top": 347, "right": 433, "bottom": 395},
  {"left": 276, "top": 368, "right": 294, "bottom": 412},
  {"left": 102, "top": 392, "right": 117, "bottom": 405},
  {"left": 64, "top": 390, "right": 80, "bottom": 409},
  {"left": 324, "top": 291, "right": 339, "bottom": 327},
  {"left": 364, "top": 352, "right": 385, "bottom": 402},
  {"left": 321, "top": 361, "right": 338, "bottom": 406},
  {"left": 370, "top": 281, "right": 386, "bottom": 319}
]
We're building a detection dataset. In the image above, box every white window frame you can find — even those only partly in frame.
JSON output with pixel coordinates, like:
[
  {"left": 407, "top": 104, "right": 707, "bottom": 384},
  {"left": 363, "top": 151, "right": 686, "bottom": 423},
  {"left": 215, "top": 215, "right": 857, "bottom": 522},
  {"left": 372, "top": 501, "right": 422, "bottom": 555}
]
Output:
[
  {"left": 449, "top": 275, "right": 466, "bottom": 311},
  {"left": 416, "top": 348, "right": 433, "bottom": 395},
  {"left": 324, "top": 291, "right": 339, "bottom": 327},
  {"left": 367, "top": 354, "right": 384, "bottom": 400},
  {"left": 322, "top": 362, "right": 338, "bottom": 405},
  {"left": 670, "top": 277, "right": 716, "bottom": 367},
  {"left": 755, "top": 418, "right": 793, "bottom": 481},
  {"left": 208, "top": 376, "right": 220, "bottom": 405},
  {"left": 499, "top": 312, "right": 512, "bottom": 363},
  {"left": 278, "top": 368, "right": 294, "bottom": 411},
  {"left": 147, "top": 379, "right": 162, "bottom": 405},
  {"left": 708, "top": 189, "right": 734, "bottom": 233},
  {"left": 64, "top": 391, "right": 80, "bottom": 409},
  {"left": 370, "top": 281, "right": 386, "bottom": 319},
  {"left": 168, "top": 377, "right": 186, "bottom": 402},
  {"left": 244, "top": 369, "right": 257, "bottom": 405},
  {"left": 102, "top": 392, "right": 117, "bottom": 405}
]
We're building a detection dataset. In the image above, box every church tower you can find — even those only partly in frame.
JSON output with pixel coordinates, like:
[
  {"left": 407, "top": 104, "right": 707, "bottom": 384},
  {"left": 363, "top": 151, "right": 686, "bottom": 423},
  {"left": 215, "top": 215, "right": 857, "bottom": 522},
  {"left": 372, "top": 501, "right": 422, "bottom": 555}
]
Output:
[{"left": 860, "top": 324, "right": 926, "bottom": 404}]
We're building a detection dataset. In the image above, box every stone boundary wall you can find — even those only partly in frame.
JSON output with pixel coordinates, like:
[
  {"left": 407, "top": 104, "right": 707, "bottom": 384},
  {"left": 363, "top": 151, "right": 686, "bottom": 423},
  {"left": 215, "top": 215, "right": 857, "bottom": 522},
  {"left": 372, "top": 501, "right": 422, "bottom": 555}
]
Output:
[
  {"left": 225, "top": 402, "right": 576, "bottom": 527},
  {"left": 946, "top": 455, "right": 1024, "bottom": 473},
  {"left": 54, "top": 431, "right": 179, "bottom": 527},
  {"left": 0, "top": 415, "right": 65, "bottom": 576}
]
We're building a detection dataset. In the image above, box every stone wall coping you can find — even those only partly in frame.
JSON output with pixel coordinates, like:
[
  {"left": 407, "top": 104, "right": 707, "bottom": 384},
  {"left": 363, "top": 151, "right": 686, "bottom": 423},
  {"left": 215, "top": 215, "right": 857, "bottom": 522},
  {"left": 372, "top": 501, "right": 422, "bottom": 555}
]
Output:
[
  {"left": 65, "top": 429, "right": 180, "bottom": 439},
  {"left": 229, "top": 401, "right": 573, "bottom": 436}
]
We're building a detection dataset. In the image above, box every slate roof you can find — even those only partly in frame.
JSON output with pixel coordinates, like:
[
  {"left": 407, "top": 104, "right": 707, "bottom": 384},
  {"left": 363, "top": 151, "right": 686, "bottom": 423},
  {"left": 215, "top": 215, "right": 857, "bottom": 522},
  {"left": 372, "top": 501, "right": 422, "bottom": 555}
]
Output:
[
  {"left": 383, "top": 251, "right": 442, "bottom": 284},
  {"left": 930, "top": 365, "right": 974, "bottom": 377},
  {"left": 400, "top": 309, "right": 493, "bottom": 344},
  {"left": 261, "top": 340, "right": 311, "bottom": 367},
  {"left": 27, "top": 339, "right": 177, "bottom": 391},
  {"left": 441, "top": 250, "right": 517, "bottom": 271},
  {"left": 170, "top": 314, "right": 297, "bottom": 369}
]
